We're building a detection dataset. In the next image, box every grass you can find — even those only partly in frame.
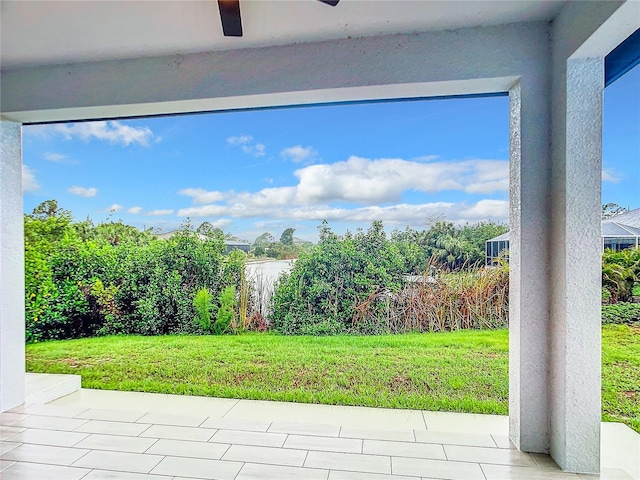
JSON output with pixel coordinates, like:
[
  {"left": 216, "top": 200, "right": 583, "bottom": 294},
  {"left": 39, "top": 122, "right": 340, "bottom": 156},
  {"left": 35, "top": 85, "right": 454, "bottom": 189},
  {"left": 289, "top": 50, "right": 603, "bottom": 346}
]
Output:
[{"left": 26, "top": 325, "right": 639, "bottom": 433}]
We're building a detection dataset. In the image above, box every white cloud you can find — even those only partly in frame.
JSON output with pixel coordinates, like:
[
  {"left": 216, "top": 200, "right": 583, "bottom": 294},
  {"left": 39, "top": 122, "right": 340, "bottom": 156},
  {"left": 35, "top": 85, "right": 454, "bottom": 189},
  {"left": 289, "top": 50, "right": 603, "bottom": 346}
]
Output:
[
  {"left": 44, "top": 152, "right": 70, "bottom": 163},
  {"left": 178, "top": 188, "right": 226, "bottom": 204},
  {"left": 68, "top": 185, "right": 98, "bottom": 197},
  {"left": 175, "top": 155, "right": 509, "bottom": 226},
  {"left": 127, "top": 206, "right": 143, "bottom": 215},
  {"left": 108, "top": 204, "right": 123, "bottom": 212},
  {"left": 241, "top": 143, "right": 266, "bottom": 157},
  {"left": 177, "top": 200, "right": 507, "bottom": 226},
  {"left": 227, "top": 135, "right": 266, "bottom": 157},
  {"left": 144, "top": 209, "right": 174, "bottom": 216},
  {"left": 35, "top": 121, "right": 158, "bottom": 146},
  {"left": 22, "top": 165, "right": 39, "bottom": 193},
  {"left": 281, "top": 145, "right": 318, "bottom": 163},
  {"left": 293, "top": 156, "right": 507, "bottom": 205},
  {"left": 458, "top": 199, "right": 509, "bottom": 219},
  {"left": 226, "top": 135, "right": 253, "bottom": 146},
  {"left": 602, "top": 168, "right": 622, "bottom": 183},
  {"left": 177, "top": 205, "right": 227, "bottom": 217}
]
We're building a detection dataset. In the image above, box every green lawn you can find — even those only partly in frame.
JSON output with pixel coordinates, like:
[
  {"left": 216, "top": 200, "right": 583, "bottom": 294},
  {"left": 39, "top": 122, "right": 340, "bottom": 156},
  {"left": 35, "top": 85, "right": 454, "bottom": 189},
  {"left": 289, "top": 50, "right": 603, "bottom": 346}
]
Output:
[{"left": 26, "top": 325, "right": 639, "bottom": 433}]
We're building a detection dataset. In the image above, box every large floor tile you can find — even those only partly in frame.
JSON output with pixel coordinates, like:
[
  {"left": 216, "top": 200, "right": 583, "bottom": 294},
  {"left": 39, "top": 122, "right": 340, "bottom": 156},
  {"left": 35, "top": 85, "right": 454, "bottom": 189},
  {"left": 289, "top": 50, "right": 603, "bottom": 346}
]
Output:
[
  {"left": 363, "top": 439, "right": 446, "bottom": 460},
  {"left": 305, "top": 451, "right": 392, "bottom": 474},
  {"left": 269, "top": 421, "right": 340, "bottom": 437},
  {"left": 82, "top": 470, "right": 173, "bottom": 480},
  {"left": 0, "top": 442, "right": 20, "bottom": 455},
  {"left": 1, "top": 461, "right": 90, "bottom": 480},
  {"left": 150, "top": 455, "right": 243, "bottom": 479},
  {"left": 0, "top": 413, "right": 30, "bottom": 426},
  {"left": 444, "top": 445, "right": 536, "bottom": 467},
  {"left": 210, "top": 429, "right": 286, "bottom": 447},
  {"left": 284, "top": 434, "right": 362, "bottom": 453},
  {"left": 0, "top": 425, "right": 26, "bottom": 440},
  {"left": 7, "top": 414, "right": 88, "bottom": 431},
  {"left": 236, "top": 463, "right": 329, "bottom": 480},
  {"left": 0, "top": 460, "right": 17, "bottom": 472},
  {"left": 75, "top": 419, "right": 151, "bottom": 436},
  {"left": 328, "top": 470, "right": 421, "bottom": 480},
  {"left": 14, "top": 404, "right": 89, "bottom": 418},
  {"left": 414, "top": 430, "right": 496, "bottom": 448},
  {"left": 201, "top": 417, "right": 271, "bottom": 432},
  {"left": 76, "top": 408, "right": 147, "bottom": 422},
  {"left": 140, "top": 424, "right": 217, "bottom": 442},
  {"left": 226, "top": 400, "right": 425, "bottom": 431},
  {"left": 146, "top": 438, "right": 230, "bottom": 459},
  {"left": 222, "top": 444, "right": 307, "bottom": 467},
  {"left": 5, "top": 427, "right": 89, "bottom": 447},
  {"left": 51, "top": 389, "right": 150, "bottom": 410},
  {"left": 392, "top": 456, "right": 486, "bottom": 480},
  {"left": 422, "top": 412, "right": 508, "bottom": 435},
  {"left": 480, "top": 463, "right": 580, "bottom": 479},
  {"left": 491, "top": 434, "right": 515, "bottom": 449},
  {"left": 1, "top": 443, "right": 90, "bottom": 466},
  {"left": 75, "top": 433, "right": 159, "bottom": 453},
  {"left": 73, "top": 450, "right": 164, "bottom": 474},
  {"left": 135, "top": 412, "right": 208, "bottom": 427},
  {"left": 341, "top": 426, "right": 415, "bottom": 442}
]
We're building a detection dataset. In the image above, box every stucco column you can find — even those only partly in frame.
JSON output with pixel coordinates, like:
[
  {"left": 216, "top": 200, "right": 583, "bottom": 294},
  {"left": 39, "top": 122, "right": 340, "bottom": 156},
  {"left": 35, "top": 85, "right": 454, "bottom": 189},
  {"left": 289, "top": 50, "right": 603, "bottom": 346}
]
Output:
[
  {"left": 0, "top": 119, "right": 25, "bottom": 412},
  {"left": 508, "top": 75, "right": 552, "bottom": 454},
  {"left": 548, "top": 57, "right": 603, "bottom": 474}
]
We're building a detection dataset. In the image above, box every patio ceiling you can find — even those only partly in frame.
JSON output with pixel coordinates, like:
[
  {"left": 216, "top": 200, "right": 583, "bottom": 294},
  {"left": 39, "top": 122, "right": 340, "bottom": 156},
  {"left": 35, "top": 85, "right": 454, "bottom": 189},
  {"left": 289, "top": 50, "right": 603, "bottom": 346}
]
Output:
[{"left": 1, "top": 0, "right": 566, "bottom": 69}]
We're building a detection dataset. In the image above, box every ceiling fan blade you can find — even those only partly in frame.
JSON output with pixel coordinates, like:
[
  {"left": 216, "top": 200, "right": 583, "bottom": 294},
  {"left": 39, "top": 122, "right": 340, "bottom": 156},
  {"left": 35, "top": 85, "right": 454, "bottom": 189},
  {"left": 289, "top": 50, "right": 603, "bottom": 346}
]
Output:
[
  {"left": 218, "top": 0, "right": 243, "bottom": 37},
  {"left": 318, "top": 0, "right": 340, "bottom": 5}
]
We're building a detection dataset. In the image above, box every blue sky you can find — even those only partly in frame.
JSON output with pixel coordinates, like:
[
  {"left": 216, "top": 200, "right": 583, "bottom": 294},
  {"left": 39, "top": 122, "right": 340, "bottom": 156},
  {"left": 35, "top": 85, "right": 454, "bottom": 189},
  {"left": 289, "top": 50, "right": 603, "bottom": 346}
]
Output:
[{"left": 22, "top": 65, "right": 639, "bottom": 243}]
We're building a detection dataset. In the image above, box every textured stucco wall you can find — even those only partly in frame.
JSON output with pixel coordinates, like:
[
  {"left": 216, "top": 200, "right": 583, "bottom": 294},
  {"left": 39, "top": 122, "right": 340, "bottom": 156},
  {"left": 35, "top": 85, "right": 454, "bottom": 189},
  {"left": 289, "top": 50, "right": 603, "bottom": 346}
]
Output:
[
  {"left": 0, "top": 119, "right": 25, "bottom": 412},
  {"left": 508, "top": 53, "right": 553, "bottom": 455},
  {"left": 2, "top": 22, "right": 546, "bottom": 123},
  {"left": 547, "top": 0, "right": 638, "bottom": 473}
]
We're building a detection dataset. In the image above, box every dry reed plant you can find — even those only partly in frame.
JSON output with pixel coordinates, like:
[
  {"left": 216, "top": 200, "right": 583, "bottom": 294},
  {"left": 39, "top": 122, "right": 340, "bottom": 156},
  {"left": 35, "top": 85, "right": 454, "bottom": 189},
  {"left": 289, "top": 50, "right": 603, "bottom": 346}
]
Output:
[{"left": 353, "top": 265, "right": 509, "bottom": 333}]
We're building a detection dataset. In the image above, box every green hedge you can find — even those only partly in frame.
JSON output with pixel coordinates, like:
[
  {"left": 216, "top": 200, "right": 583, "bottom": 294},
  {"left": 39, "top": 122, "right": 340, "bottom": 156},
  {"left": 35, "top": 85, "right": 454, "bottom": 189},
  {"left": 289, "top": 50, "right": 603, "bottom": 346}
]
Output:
[{"left": 25, "top": 202, "right": 245, "bottom": 343}]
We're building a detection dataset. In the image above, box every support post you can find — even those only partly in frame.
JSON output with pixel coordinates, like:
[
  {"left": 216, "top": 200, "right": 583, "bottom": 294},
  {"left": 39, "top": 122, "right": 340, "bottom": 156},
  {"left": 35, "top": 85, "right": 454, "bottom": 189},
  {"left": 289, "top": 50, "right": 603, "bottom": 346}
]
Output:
[
  {"left": 508, "top": 76, "right": 552, "bottom": 454},
  {"left": 0, "top": 119, "right": 25, "bottom": 412},
  {"left": 548, "top": 57, "right": 603, "bottom": 474}
]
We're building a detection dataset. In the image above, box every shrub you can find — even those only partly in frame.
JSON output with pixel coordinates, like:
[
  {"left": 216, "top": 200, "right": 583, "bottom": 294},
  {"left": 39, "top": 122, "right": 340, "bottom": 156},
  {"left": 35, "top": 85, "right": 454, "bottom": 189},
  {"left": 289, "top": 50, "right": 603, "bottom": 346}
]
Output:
[
  {"left": 24, "top": 201, "right": 243, "bottom": 342},
  {"left": 601, "top": 303, "right": 640, "bottom": 325},
  {"left": 602, "top": 248, "right": 640, "bottom": 303},
  {"left": 193, "top": 288, "right": 214, "bottom": 332},
  {"left": 214, "top": 285, "right": 236, "bottom": 334},
  {"left": 271, "top": 221, "right": 405, "bottom": 334}
]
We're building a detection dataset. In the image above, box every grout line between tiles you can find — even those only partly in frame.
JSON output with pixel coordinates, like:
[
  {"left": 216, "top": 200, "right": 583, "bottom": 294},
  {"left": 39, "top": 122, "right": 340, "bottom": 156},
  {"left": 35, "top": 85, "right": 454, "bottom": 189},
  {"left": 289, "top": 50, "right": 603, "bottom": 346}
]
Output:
[
  {"left": 220, "top": 399, "right": 241, "bottom": 419},
  {"left": 197, "top": 416, "right": 209, "bottom": 428},
  {"left": 142, "top": 437, "right": 160, "bottom": 454}
]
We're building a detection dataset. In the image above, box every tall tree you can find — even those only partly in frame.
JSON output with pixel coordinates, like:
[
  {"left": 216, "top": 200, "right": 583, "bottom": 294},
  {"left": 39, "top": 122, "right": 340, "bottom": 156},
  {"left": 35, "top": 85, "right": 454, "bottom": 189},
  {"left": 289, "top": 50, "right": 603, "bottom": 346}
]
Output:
[
  {"left": 280, "top": 228, "right": 295, "bottom": 246},
  {"left": 602, "top": 203, "right": 628, "bottom": 220}
]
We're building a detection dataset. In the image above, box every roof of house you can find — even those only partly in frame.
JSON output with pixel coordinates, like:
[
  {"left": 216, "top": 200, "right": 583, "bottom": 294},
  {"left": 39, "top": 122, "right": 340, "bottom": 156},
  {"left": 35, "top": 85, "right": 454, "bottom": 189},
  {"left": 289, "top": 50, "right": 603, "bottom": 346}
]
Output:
[
  {"left": 487, "top": 217, "right": 640, "bottom": 243},
  {"left": 605, "top": 207, "right": 640, "bottom": 228}
]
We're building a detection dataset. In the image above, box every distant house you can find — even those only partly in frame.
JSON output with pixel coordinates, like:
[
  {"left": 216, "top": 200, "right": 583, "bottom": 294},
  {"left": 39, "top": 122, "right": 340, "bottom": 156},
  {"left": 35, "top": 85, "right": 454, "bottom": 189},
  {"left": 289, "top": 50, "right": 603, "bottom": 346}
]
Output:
[
  {"left": 486, "top": 210, "right": 640, "bottom": 266},
  {"left": 223, "top": 240, "right": 251, "bottom": 254},
  {"left": 154, "top": 230, "right": 250, "bottom": 254}
]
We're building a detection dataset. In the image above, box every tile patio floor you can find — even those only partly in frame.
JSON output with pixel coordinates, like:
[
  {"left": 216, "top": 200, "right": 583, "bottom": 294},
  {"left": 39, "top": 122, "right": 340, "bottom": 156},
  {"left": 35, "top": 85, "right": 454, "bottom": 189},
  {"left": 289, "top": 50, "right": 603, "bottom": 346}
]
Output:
[{"left": 1, "top": 377, "right": 637, "bottom": 480}]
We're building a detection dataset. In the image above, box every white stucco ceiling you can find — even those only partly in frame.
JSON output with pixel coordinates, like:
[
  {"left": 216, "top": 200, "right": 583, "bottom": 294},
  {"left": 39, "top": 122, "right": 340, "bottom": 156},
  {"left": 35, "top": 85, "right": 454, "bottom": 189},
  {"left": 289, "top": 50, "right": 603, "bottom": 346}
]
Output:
[{"left": 1, "top": 0, "right": 566, "bottom": 69}]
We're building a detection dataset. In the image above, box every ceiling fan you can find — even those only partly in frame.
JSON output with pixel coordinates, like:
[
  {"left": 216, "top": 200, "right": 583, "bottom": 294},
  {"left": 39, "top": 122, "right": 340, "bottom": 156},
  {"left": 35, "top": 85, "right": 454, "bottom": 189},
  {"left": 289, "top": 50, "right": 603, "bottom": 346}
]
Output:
[{"left": 218, "top": 0, "right": 340, "bottom": 37}]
